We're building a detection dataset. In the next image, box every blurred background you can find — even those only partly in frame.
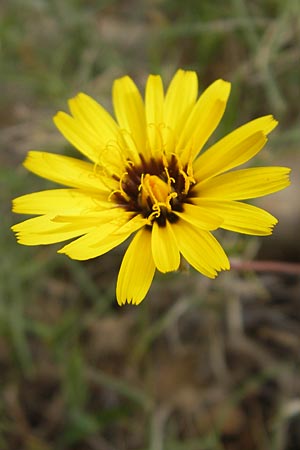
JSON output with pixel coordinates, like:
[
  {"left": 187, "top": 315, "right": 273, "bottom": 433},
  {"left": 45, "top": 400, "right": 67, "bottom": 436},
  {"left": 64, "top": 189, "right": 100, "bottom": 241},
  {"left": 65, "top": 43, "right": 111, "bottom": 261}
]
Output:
[{"left": 1, "top": 0, "right": 300, "bottom": 449}]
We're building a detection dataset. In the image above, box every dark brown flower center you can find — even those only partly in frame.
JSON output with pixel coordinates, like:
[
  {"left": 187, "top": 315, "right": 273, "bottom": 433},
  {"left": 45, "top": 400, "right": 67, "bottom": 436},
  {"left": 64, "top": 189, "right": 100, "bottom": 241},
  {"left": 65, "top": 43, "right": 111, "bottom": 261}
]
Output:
[{"left": 111, "top": 153, "right": 195, "bottom": 226}]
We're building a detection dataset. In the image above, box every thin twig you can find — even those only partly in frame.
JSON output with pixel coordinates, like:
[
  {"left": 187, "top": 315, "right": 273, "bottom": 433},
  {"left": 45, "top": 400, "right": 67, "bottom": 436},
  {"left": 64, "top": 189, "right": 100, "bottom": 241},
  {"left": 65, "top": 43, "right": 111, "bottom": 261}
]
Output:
[{"left": 230, "top": 259, "right": 300, "bottom": 275}]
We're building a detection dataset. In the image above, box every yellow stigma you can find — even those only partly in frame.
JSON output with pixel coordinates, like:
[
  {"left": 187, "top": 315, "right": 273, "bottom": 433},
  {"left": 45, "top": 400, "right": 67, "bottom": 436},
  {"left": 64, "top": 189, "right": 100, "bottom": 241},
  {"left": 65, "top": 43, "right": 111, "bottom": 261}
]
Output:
[
  {"left": 140, "top": 174, "right": 170, "bottom": 206},
  {"left": 138, "top": 173, "right": 178, "bottom": 223}
]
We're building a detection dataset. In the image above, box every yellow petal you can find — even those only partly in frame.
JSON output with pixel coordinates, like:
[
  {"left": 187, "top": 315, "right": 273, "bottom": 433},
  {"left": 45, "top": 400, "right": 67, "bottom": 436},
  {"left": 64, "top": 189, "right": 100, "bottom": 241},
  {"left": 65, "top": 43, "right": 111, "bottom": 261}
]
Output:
[
  {"left": 178, "top": 79, "right": 231, "bottom": 162},
  {"left": 53, "top": 112, "right": 102, "bottom": 163},
  {"left": 193, "top": 115, "right": 278, "bottom": 181},
  {"left": 12, "top": 215, "right": 66, "bottom": 233},
  {"left": 11, "top": 214, "right": 96, "bottom": 245},
  {"left": 68, "top": 92, "right": 122, "bottom": 143},
  {"left": 23, "top": 152, "right": 111, "bottom": 192},
  {"left": 12, "top": 188, "right": 110, "bottom": 215},
  {"left": 164, "top": 70, "right": 198, "bottom": 143},
  {"left": 174, "top": 202, "right": 223, "bottom": 230},
  {"left": 52, "top": 208, "right": 126, "bottom": 224},
  {"left": 173, "top": 221, "right": 229, "bottom": 277},
  {"left": 11, "top": 206, "right": 128, "bottom": 246},
  {"left": 113, "top": 76, "right": 147, "bottom": 160},
  {"left": 58, "top": 226, "right": 126, "bottom": 260},
  {"left": 151, "top": 221, "right": 180, "bottom": 273},
  {"left": 191, "top": 199, "right": 278, "bottom": 235},
  {"left": 68, "top": 93, "right": 128, "bottom": 174},
  {"left": 58, "top": 214, "right": 147, "bottom": 260},
  {"left": 194, "top": 166, "right": 291, "bottom": 199},
  {"left": 116, "top": 228, "right": 155, "bottom": 305},
  {"left": 145, "top": 74, "right": 164, "bottom": 154}
]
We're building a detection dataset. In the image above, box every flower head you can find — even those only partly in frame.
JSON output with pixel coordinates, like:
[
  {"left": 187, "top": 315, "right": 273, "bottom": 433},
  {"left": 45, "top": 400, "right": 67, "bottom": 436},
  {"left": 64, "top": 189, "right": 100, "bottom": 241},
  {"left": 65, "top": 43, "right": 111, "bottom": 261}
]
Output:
[{"left": 12, "top": 70, "right": 290, "bottom": 305}]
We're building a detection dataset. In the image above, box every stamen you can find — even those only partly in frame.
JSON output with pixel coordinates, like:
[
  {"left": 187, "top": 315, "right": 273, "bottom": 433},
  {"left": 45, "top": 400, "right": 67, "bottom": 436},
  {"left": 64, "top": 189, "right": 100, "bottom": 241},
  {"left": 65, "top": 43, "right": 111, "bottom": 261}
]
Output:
[
  {"left": 127, "top": 160, "right": 134, "bottom": 167},
  {"left": 164, "top": 166, "right": 175, "bottom": 187},
  {"left": 163, "top": 192, "right": 178, "bottom": 212},
  {"left": 147, "top": 209, "right": 160, "bottom": 223},
  {"left": 91, "top": 162, "right": 119, "bottom": 191},
  {"left": 161, "top": 152, "right": 168, "bottom": 169},
  {"left": 107, "top": 139, "right": 193, "bottom": 226},
  {"left": 109, "top": 171, "right": 131, "bottom": 202},
  {"left": 167, "top": 152, "right": 195, "bottom": 195},
  {"left": 139, "top": 174, "right": 170, "bottom": 205},
  {"left": 120, "top": 129, "right": 142, "bottom": 163},
  {"left": 104, "top": 141, "right": 127, "bottom": 166},
  {"left": 151, "top": 204, "right": 161, "bottom": 218},
  {"left": 186, "top": 159, "right": 195, "bottom": 180},
  {"left": 180, "top": 169, "right": 194, "bottom": 195}
]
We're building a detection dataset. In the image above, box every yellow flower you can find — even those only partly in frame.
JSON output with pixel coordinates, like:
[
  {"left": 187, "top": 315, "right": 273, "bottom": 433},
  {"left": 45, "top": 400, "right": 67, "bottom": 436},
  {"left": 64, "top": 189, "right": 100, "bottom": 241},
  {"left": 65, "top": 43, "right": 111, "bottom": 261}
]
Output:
[{"left": 12, "top": 70, "right": 290, "bottom": 305}]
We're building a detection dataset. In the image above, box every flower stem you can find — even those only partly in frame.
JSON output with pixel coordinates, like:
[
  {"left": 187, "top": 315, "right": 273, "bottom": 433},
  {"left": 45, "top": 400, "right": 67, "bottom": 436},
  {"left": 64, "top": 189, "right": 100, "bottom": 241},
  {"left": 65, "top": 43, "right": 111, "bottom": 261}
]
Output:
[{"left": 230, "top": 259, "right": 300, "bottom": 275}]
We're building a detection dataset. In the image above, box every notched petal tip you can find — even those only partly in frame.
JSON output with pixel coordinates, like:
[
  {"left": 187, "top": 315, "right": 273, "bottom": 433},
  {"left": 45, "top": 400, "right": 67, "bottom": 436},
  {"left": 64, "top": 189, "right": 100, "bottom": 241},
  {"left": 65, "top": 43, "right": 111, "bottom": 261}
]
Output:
[
  {"left": 10, "top": 222, "right": 18, "bottom": 232},
  {"left": 57, "top": 247, "right": 67, "bottom": 255},
  {"left": 73, "top": 92, "right": 89, "bottom": 102},
  {"left": 250, "top": 114, "right": 278, "bottom": 136},
  {"left": 11, "top": 198, "right": 20, "bottom": 214},
  {"left": 214, "top": 78, "right": 231, "bottom": 99},
  {"left": 57, "top": 246, "right": 83, "bottom": 259},
  {"left": 271, "top": 117, "right": 278, "bottom": 129},
  {"left": 113, "top": 75, "right": 134, "bottom": 92},
  {"left": 147, "top": 73, "right": 162, "bottom": 81},
  {"left": 117, "top": 295, "right": 145, "bottom": 306},
  {"left": 53, "top": 111, "right": 71, "bottom": 134},
  {"left": 248, "top": 114, "right": 278, "bottom": 136},
  {"left": 171, "top": 68, "right": 198, "bottom": 82},
  {"left": 53, "top": 111, "right": 76, "bottom": 133},
  {"left": 53, "top": 110, "right": 67, "bottom": 123},
  {"left": 276, "top": 166, "right": 292, "bottom": 192},
  {"left": 22, "top": 150, "right": 38, "bottom": 170},
  {"left": 223, "top": 258, "right": 231, "bottom": 271},
  {"left": 284, "top": 166, "right": 292, "bottom": 182},
  {"left": 67, "top": 92, "right": 91, "bottom": 112},
  {"left": 117, "top": 296, "right": 135, "bottom": 306}
]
